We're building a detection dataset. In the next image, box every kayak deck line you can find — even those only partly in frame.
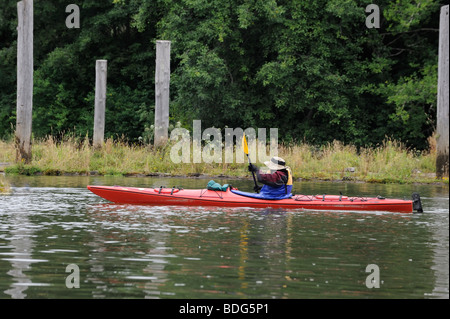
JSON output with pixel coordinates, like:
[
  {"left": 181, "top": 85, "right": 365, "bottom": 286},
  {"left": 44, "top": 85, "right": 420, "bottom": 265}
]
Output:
[{"left": 87, "top": 185, "right": 422, "bottom": 214}]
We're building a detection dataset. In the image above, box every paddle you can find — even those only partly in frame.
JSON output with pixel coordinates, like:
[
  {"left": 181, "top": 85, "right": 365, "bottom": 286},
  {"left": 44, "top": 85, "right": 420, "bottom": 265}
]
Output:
[{"left": 242, "top": 133, "right": 259, "bottom": 193}]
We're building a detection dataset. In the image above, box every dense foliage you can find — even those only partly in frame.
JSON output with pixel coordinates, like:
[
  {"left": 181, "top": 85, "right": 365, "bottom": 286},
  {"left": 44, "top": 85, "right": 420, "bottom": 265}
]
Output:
[{"left": 0, "top": 0, "right": 444, "bottom": 149}]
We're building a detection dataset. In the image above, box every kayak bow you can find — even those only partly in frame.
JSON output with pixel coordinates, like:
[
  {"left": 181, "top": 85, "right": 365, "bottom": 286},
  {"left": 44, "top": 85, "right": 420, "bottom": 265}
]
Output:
[{"left": 87, "top": 185, "right": 422, "bottom": 213}]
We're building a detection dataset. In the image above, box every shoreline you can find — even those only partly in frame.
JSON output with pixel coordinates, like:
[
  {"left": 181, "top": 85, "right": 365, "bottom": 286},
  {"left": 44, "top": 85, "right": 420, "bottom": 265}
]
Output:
[
  {"left": 1, "top": 137, "right": 446, "bottom": 186},
  {"left": 1, "top": 165, "right": 447, "bottom": 186}
]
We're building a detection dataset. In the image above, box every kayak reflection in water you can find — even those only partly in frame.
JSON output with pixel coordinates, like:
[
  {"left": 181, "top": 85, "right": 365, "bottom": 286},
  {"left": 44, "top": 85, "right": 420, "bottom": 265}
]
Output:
[{"left": 247, "top": 156, "right": 293, "bottom": 200}]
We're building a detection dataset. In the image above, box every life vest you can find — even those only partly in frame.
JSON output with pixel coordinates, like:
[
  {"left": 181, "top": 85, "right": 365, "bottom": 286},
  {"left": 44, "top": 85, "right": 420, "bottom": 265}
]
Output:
[{"left": 259, "top": 167, "right": 293, "bottom": 200}]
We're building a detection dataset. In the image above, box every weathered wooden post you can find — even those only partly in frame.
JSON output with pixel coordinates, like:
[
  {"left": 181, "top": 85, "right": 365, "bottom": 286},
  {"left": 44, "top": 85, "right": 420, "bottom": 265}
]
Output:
[
  {"left": 154, "top": 40, "right": 171, "bottom": 148},
  {"left": 15, "top": 0, "right": 33, "bottom": 164},
  {"left": 437, "top": 5, "right": 449, "bottom": 179},
  {"left": 93, "top": 60, "right": 107, "bottom": 149}
]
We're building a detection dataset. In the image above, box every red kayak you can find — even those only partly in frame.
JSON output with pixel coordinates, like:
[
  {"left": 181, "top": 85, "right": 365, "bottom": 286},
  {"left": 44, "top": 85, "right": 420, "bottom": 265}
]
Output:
[{"left": 87, "top": 185, "right": 422, "bottom": 213}]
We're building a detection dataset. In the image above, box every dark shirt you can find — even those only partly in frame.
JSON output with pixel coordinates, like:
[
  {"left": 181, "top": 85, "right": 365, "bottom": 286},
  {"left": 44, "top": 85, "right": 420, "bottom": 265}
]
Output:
[{"left": 256, "top": 169, "right": 288, "bottom": 188}]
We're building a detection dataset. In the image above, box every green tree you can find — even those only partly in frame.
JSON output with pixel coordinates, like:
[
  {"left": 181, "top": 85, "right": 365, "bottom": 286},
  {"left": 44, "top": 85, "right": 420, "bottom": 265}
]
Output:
[
  {"left": 0, "top": 1, "right": 19, "bottom": 139},
  {"left": 0, "top": 0, "right": 443, "bottom": 150}
]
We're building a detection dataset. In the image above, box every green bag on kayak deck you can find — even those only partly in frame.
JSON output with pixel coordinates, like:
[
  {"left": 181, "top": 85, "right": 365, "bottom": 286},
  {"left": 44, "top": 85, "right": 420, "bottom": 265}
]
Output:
[{"left": 207, "top": 180, "right": 229, "bottom": 191}]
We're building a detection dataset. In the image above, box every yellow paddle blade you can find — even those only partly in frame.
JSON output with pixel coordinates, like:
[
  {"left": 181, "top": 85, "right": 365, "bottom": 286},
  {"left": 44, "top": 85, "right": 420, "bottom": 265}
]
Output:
[{"left": 242, "top": 134, "right": 249, "bottom": 155}]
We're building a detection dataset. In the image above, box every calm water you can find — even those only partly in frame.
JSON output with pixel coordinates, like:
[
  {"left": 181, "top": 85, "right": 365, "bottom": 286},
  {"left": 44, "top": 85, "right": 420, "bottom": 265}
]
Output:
[{"left": 0, "top": 175, "right": 448, "bottom": 299}]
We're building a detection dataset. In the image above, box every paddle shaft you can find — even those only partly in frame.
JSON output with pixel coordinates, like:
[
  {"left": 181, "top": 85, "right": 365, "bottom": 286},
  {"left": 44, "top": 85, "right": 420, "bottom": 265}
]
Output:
[
  {"left": 242, "top": 134, "right": 259, "bottom": 193},
  {"left": 246, "top": 154, "right": 259, "bottom": 193}
]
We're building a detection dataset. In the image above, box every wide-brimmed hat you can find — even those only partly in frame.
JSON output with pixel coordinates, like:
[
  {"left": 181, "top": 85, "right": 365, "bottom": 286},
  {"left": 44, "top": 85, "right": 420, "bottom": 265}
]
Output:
[{"left": 264, "top": 156, "right": 287, "bottom": 170}]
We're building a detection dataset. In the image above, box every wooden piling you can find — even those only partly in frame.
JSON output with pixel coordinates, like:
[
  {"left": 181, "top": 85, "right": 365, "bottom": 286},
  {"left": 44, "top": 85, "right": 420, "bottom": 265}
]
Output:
[
  {"left": 93, "top": 60, "right": 107, "bottom": 149},
  {"left": 437, "top": 5, "right": 449, "bottom": 179},
  {"left": 154, "top": 40, "right": 171, "bottom": 148},
  {"left": 15, "top": 0, "right": 33, "bottom": 164}
]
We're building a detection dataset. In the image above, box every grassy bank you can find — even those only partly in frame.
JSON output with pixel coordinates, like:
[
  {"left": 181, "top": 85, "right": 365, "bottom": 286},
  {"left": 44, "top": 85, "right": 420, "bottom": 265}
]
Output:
[
  {"left": 0, "top": 174, "right": 11, "bottom": 193},
  {"left": 0, "top": 135, "right": 445, "bottom": 184}
]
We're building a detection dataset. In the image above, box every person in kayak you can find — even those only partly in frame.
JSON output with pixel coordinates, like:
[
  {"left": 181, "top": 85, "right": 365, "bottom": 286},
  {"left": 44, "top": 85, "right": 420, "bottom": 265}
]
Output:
[{"left": 248, "top": 156, "right": 293, "bottom": 199}]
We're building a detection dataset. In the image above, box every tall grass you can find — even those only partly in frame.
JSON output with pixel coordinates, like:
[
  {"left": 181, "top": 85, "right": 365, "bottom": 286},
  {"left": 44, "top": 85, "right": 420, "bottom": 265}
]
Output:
[
  {"left": 281, "top": 139, "right": 437, "bottom": 183},
  {"left": 0, "top": 135, "right": 441, "bottom": 184}
]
